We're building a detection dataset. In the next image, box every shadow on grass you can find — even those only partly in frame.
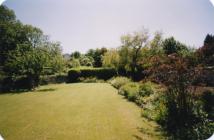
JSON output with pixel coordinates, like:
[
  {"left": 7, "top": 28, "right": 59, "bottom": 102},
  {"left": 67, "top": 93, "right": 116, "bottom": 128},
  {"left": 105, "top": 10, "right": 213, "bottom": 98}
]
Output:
[
  {"left": 0, "top": 88, "right": 57, "bottom": 95},
  {"left": 117, "top": 96, "right": 166, "bottom": 139},
  {"left": 134, "top": 126, "right": 168, "bottom": 140},
  {"left": 132, "top": 135, "right": 143, "bottom": 140},
  {"left": 35, "top": 88, "right": 56, "bottom": 92},
  {"left": 0, "top": 89, "right": 31, "bottom": 95}
]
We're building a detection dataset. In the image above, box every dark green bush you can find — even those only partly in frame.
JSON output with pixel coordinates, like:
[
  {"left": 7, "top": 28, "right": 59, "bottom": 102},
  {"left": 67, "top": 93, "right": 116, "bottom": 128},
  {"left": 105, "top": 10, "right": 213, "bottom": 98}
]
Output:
[
  {"left": 0, "top": 76, "right": 36, "bottom": 92},
  {"left": 67, "top": 68, "right": 117, "bottom": 83},
  {"left": 14, "top": 76, "right": 35, "bottom": 90},
  {"left": 0, "top": 77, "right": 13, "bottom": 92},
  {"left": 201, "top": 90, "right": 214, "bottom": 119},
  {"left": 67, "top": 69, "right": 81, "bottom": 83}
]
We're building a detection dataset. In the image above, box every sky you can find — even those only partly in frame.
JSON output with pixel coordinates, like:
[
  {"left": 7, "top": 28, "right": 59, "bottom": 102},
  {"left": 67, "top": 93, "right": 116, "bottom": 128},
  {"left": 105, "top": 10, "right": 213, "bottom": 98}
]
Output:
[{"left": 2, "top": 0, "right": 214, "bottom": 53}]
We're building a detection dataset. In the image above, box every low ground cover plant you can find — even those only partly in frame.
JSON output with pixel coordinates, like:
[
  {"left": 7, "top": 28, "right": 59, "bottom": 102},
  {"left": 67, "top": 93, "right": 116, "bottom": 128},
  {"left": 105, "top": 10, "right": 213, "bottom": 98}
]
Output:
[
  {"left": 79, "top": 77, "right": 105, "bottom": 83},
  {"left": 108, "top": 77, "right": 131, "bottom": 89},
  {"left": 110, "top": 77, "right": 158, "bottom": 108},
  {"left": 119, "top": 82, "right": 140, "bottom": 101}
]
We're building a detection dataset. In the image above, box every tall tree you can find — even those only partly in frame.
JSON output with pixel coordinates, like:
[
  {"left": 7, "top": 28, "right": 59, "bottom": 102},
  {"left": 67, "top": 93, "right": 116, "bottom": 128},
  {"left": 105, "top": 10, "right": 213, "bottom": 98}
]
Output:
[
  {"left": 71, "top": 51, "right": 81, "bottom": 59},
  {"left": 120, "top": 29, "right": 149, "bottom": 78},
  {"left": 1, "top": 6, "right": 65, "bottom": 90},
  {"left": 0, "top": 5, "right": 16, "bottom": 23},
  {"left": 86, "top": 47, "right": 107, "bottom": 67},
  {"left": 197, "top": 34, "right": 214, "bottom": 66},
  {"left": 0, "top": 5, "right": 28, "bottom": 67},
  {"left": 5, "top": 45, "right": 49, "bottom": 89},
  {"left": 162, "top": 37, "right": 187, "bottom": 55},
  {"left": 102, "top": 49, "right": 120, "bottom": 68}
]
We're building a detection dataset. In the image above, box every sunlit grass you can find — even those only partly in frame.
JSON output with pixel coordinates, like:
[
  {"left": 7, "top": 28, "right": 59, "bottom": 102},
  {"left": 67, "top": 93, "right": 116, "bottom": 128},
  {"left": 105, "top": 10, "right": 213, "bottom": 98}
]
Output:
[{"left": 0, "top": 83, "right": 163, "bottom": 140}]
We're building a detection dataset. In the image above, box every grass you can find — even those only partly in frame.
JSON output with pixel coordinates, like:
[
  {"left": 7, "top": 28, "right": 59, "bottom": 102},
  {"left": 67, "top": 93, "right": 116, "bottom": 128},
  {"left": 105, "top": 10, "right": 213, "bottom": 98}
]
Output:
[{"left": 0, "top": 83, "right": 163, "bottom": 140}]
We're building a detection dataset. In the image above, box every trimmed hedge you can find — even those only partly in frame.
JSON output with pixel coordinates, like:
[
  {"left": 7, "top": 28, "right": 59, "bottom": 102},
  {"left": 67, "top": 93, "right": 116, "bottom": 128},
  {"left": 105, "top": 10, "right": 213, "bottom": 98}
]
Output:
[
  {"left": 0, "top": 74, "right": 67, "bottom": 93},
  {"left": 67, "top": 68, "right": 117, "bottom": 83}
]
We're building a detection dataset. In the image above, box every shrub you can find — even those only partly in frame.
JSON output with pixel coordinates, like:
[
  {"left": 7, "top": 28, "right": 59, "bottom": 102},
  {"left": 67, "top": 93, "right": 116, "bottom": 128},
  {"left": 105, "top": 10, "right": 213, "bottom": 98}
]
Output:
[
  {"left": 67, "top": 68, "right": 117, "bottom": 83},
  {"left": 156, "top": 87, "right": 214, "bottom": 140},
  {"left": 109, "top": 77, "right": 131, "bottom": 89},
  {"left": 14, "top": 76, "right": 35, "bottom": 90},
  {"left": 154, "top": 98, "right": 167, "bottom": 124},
  {"left": 0, "top": 76, "right": 36, "bottom": 92},
  {"left": 67, "top": 69, "right": 81, "bottom": 83},
  {"left": 201, "top": 90, "right": 214, "bottom": 119},
  {"left": 0, "top": 77, "right": 13, "bottom": 92},
  {"left": 69, "top": 59, "right": 81, "bottom": 68},
  {"left": 139, "top": 82, "right": 154, "bottom": 97},
  {"left": 119, "top": 82, "right": 140, "bottom": 101},
  {"left": 39, "top": 74, "right": 67, "bottom": 85},
  {"left": 79, "top": 56, "right": 94, "bottom": 67}
]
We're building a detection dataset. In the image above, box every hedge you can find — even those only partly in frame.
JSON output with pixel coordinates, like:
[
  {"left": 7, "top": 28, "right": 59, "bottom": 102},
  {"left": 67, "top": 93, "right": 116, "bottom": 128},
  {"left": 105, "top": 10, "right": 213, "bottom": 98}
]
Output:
[{"left": 67, "top": 68, "right": 117, "bottom": 83}]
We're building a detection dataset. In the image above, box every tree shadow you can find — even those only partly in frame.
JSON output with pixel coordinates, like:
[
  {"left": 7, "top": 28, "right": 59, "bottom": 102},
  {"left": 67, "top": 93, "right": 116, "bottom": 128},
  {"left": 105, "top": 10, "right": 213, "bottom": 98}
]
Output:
[
  {"left": 35, "top": 88, "right": 56, "bottom": 92},
  {"left": 0, "top": 88, "right": 57, "bottom": 95},
  {"left": 132, "top": 134, "right": 143, "bottom": 140},
  {"left": 134, "top": 126, "right": 168, "bottom": 139},
  {"left": 0, "top": 89, "right": 31, "bottom": 95}
]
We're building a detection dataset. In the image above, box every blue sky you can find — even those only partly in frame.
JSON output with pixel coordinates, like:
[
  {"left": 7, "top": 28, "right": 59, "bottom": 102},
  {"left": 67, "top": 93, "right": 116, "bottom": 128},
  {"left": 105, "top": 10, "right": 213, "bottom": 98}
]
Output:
[{"left": 3, "top": 0, "right": 214, "bottom": 53}]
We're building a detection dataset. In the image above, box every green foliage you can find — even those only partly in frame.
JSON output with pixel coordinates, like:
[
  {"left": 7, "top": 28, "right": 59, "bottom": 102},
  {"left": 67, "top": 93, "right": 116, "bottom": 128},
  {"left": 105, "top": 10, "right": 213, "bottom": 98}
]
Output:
[
  {"left": 150, "top": 31, "right": 163, "bottom": 50},
  {"left": 86, "top": 47, "right": 107, "bottom": 67},
  {"left": 45, "top": 42, "right": 65, "bottom": 73},
  {"left": 4, "top": 45, "right": 50, "bottom": 89},
  {"left": 119, "top": 82, "right": 140, "bottom": 101},
  {"left": 118, "top": 46, "right": 131, "bottom": 75},
  {"left": 109, "top": 77, "right": 131, "bottom": 89},
  {"left": 0, "top": 6, "right": 65, "bottom": 90},
  {"left": 80, "top": 68, "right": 117, "bottom": 80},
  {"left": 69, "top": 59, "right": 81, "bottom": 68},
  {"left": 102, "top": 49, "right": 120, "bottom": 69},
  {"left": 67, "top": 68, "right": 117, "bottom": 83},
  {"left": 178, "top": 48, "right": 199, "bottom": 66},
  {"left": 79, "top": 56, "right": 94, "bottom": 67},
  {"left": 71, "top": 51, "right": 81, "bottom": 59},
  {"left": 154, "top": 99, "right": 167, "bottom": 123},
  {"left": 162, "top": 37, "right": 187, "bottom": 55},
  {"left": 0, "top": 5, "right": 16, "bottom": 23},
  {"left": 113, "top": 80, "right": 157, "bottom": 109},
  {"left": 119, "top": 30, "right": 149, "bottom": 79},
  {"left": 139, "top": 82, "right": 154, "bottom": 97}
]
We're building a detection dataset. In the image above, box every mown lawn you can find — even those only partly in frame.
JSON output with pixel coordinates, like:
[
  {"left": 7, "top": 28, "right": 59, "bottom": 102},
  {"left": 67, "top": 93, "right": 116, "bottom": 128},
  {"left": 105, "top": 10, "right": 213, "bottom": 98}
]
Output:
[{"left": 0, "top": 83, "right": 162, "bottom": 140}]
